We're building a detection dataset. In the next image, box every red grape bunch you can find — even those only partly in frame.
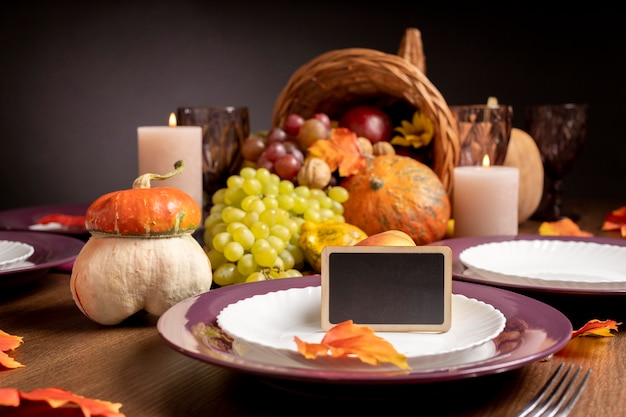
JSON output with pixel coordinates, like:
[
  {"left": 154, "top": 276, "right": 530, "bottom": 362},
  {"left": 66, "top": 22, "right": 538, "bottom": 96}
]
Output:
[{"left": 241, "top": 112, "right": 331, "bottom": 182}]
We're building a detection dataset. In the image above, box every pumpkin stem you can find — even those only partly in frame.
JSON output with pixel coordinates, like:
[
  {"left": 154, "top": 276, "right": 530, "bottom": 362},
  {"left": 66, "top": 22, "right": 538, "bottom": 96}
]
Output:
[
  {"left": 132, "top": 160, "right": 185, "bottom": 189},
  {"left": 369, "top": 176, "right": 384, "bottom": 191}
]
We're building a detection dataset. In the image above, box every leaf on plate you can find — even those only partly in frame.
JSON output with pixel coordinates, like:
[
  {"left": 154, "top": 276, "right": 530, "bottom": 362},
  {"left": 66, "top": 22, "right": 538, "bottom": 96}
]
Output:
[
  {"left": 538, "top": 218, "right": 593, "bottom": 237},
  {"left": 191, "top": 322, "right": 234, "bottom": 352},
  {"left": 0, "top": 329, "right": 24, "bottom": 369},
  {"left": 601, "top": 206, "right": 626, "bottom": 237},
  {"left": 0, "top": 387, "right": 125, "bottom": 417},
  {"left": 294, "top": 320, "right": 410, "bottom": 370},
  {"left": 37, "top": 214, "right": 85, "bottom": 228},
  {"left": 571, "top": 319, "right": 621, "bottom": 338},
  {"left": 307, "top": 128, "right": 367, "bottom": 177}
]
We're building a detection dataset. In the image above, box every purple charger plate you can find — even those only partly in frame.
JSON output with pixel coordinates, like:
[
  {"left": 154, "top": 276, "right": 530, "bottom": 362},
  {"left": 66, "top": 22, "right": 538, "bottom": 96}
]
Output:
[
  {"left": 429, "top": 234, "right": 626, "bottom": 295},
  {"left": 0, "top": 231, "right": 85, "bottom": 290},
  {"left": 0, "top": 203, "right": 89, "bottom": 237},
  {"left": 157, "top": 275, "right": 572, "bottom": 385}
]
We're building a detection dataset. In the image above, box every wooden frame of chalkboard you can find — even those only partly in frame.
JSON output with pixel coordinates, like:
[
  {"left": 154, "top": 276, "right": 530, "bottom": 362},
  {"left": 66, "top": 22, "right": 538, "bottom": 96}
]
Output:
[{"left": 321, "top": 245, "right": 452, "bottom": 332}]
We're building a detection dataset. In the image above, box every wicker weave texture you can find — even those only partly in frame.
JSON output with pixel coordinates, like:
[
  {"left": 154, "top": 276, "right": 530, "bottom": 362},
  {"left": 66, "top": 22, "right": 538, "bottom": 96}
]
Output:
[{"left": 271, "top": 28, "right": 459, "bottom": 194}]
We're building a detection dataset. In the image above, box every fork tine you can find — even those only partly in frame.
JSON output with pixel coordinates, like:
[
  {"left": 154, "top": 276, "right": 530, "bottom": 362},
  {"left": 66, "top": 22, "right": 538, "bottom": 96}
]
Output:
[
  {"left": 515, "top": 363, "right": 591, "bottom": 417},
  {"left": 552, "top": 368, "right": 591, "bottom": 417},
  {"left": 541, "top": 365, "right": 581, "bottom": 417},
  {"left": 516, "top": 363, "right": 566, "bottom": 417}
]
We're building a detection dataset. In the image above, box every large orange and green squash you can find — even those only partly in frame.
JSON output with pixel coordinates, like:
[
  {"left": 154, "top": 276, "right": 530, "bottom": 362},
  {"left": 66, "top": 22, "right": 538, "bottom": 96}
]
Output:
[{"left": 340, "top": 155, "right": 450, "bottom": 245}]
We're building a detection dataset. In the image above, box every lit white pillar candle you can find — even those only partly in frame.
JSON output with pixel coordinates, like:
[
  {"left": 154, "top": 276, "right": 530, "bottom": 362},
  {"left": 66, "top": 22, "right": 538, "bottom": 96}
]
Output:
[
  {"left": 137, "top": 113, "right": 203, "bottom": 210},
  {"left": 453, "top": 156, "right": 519, "bottom": 237}
]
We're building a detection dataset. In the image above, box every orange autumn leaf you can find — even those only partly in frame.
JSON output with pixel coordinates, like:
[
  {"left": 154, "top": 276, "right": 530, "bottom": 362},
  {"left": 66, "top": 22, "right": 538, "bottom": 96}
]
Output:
[
  {"left": 0, "top": 387, "right": 125, "bottom": 417},
  {"left": 538, "top": 217, "right": 593, "bottom": 237},
  {"left": 601, "top": 206, "right": 626, "bottom": 237},
  {"left": 571, "top": 319, "right": 621, "bottom": 338},
  {"left": 294, "top": 320, "right": 410, "bottom": 370},
  {"left": 307, "top": 127, "right": 367, "bottom": 177},
  {"left": 37, "top": 214, "right": 86, "bottom": 228},
  {"left": 0, "top": 329, "right": 24, "bottom": 369}
]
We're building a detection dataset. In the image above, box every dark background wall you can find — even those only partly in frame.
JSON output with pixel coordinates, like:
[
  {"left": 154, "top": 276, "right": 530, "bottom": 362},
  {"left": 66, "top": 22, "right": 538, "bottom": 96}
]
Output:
[{"left": 1, "top": 1, "right": 624, "bottom": 211}]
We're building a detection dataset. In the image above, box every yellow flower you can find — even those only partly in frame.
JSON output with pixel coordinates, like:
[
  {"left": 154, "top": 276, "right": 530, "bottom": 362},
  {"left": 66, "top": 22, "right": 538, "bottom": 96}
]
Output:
[{"left": 390, "top": 110, "right": 434, "bottom": 148}]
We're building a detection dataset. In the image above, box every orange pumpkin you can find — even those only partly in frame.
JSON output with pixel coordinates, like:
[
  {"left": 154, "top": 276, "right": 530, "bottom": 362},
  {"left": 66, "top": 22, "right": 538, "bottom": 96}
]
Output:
[
  {"left": 86, "top": 161, "right": 201, "bottom": 237},
  {"left": 340, "top": 155, "right": 450, "bottom": 245},
  {"left": 503, "top": 128, "right": 544, "bottom": 223}
]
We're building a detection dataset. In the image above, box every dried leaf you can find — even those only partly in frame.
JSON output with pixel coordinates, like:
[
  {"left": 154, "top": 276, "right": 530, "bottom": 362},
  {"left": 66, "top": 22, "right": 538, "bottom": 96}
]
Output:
[
  {"left": 0, "top": 329, "right": 24, "bottom": 369},
  {"left": 601, "top": 206, "right": 626, "bottom": 237},
  {"left": 571, "top": 319, "right": 621, "bottom": 338},
  {"left": 307, "top": 128, "right": 367, "bottom": 177},
  {"left": 294, "top": 320, "right": 410, "bottom": 370},
  {"left": 538, "top": 218, "right": 593, "bottom": 237},
  {"left": 0, "top": 387, "right": 125, "bottom": 417},
  {"left": 37, "top": 214, "right": 85, "bottom": 228}
]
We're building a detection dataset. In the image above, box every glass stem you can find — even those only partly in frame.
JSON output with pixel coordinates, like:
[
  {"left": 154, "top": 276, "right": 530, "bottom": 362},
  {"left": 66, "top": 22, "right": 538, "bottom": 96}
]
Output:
[{"left": 551, "top": 178, "right": 564, "bottom": 219}]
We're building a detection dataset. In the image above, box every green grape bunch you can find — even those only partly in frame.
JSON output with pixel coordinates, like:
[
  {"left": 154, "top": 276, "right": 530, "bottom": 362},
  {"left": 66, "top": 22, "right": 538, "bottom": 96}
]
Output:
[{"left": 204, "top": 166, "right": 350, "bottom": 286}]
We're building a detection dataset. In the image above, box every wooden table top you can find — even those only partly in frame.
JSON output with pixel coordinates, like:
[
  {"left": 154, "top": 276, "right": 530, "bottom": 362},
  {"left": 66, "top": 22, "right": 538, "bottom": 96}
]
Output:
[{"left": 1, "top": 198, "right": 624, "bottom": 416}]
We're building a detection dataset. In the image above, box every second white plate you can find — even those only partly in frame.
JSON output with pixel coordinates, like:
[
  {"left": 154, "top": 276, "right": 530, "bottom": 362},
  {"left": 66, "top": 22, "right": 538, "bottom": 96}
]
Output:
[
  {"left": 460, "top": 239, "right": 626, "bottom": 290},
  {"left": 0, "top": 240, "right": 35, "bottom": 270},
  {"left": 216, "top": 286, "right": 505, "bottom": 371}
]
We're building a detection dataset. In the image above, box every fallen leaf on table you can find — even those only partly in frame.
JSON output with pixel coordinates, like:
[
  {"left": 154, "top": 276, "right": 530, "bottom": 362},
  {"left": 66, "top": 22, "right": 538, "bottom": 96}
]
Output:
[
  {"left": 571, "top": 319, "right": 621, "bottom": 338},
  {"left": 0, "top": 329, "right": 24, "bottom": 369},
  {"left": 601, "top": 206, "right": 626, "bottom": 237},
  {"left": 294, "top": 320, "right": 410, "bottom": 370},
  {"left": 307, "top": 127, "right": 367, "bottom": 177},
  {"left": 538, "top": 217, "right": 593, "bottom": 237},
  {"left": 0, "top": 387, "right": 125, "bottom": 417}
]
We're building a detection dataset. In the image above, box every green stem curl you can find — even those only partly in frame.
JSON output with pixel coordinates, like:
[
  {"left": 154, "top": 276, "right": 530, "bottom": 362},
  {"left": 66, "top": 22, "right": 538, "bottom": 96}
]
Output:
[{"left": 132, "top": 160, "right": 185, "bottom": 189}]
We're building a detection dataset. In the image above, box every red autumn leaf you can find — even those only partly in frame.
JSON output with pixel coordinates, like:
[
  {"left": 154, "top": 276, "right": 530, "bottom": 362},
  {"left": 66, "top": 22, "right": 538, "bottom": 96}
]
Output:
[
  {"left": 0, "top": 329, "right": 24, "bottom": 369},
  {"left": 571, "top": 319, "right": 621, "bottom": 338},
  {"left": 37, "top": 214, "right": 86, "bottom": 228},
  {"left": 0, "top": 387, "right": 125, "bottom": 417},
  {"left": 602, "top": 206, "right": 626, "bottom": 237},
  {"left": 307, "top": 128, "right": 367, "bottom": 177},
  {"left": 294, "top": 320, "right": 410, "bottom": 370},
  {"left": 538, "top": 218, "right": 593, "bottom": 237}
]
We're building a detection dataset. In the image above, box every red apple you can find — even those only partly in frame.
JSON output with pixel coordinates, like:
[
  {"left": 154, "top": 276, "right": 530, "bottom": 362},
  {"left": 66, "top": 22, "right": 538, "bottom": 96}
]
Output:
[
  {"left": 355, "top": 230, "right": 416, "bottom": 247},
  {"left": 338, "top": 105, "right": 393, "bottom": 143}
]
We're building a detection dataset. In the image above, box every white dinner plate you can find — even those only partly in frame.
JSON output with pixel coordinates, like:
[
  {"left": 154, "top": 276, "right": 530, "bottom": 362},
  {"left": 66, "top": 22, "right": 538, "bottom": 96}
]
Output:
[
  {"left": 0, "top": 231, "right": 85, "bottom": 290},
  {"left": 429, "top": 235, "right": 626, "bottom": 294},
  {"left": 460, "top": 239, "right": 626, "bottom": 291},
  {"left": 216, "top": 286, "right": 506, "bottom": 371},
  {"left": 157, "top": 276, "right": 573, "bottom": 384},
  {"left": 0, "top": 240, "right": 35, "bottom": 270}
]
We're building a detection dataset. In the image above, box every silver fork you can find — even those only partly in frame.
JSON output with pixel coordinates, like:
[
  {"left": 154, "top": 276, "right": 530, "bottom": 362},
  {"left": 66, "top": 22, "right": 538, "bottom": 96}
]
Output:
[{"left": 515, "top": 363, "right": 592, "bottom": 417}]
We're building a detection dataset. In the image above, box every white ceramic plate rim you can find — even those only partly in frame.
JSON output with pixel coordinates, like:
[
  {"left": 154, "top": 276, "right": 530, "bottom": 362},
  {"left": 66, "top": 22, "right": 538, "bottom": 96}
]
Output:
[
  {"left": 459, "top": 239, "right": 626, "bottom": 290},
  {"left": 0, "top": 240, "right": 35, "bottom": 270},
  {"left": 216, "top": 286, "right": 506, "bottom": 366},
  {"left": 157, "top": 276, "right": 574, "bottom": 384}
]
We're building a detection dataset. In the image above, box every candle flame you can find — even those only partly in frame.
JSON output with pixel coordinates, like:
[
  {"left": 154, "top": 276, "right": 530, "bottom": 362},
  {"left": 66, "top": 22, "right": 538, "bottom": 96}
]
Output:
[
  {"left": 168, "top": 112, "right": 177, "bottom": 127},
  {"left": 482, "top": 154, "right": 491, "bottom": 167}
]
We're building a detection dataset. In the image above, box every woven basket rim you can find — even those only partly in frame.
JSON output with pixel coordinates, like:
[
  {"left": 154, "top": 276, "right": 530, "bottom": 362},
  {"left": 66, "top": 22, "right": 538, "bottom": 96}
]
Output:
[{"left": 271, "top": 28, "right": 459, "bottom": 194}]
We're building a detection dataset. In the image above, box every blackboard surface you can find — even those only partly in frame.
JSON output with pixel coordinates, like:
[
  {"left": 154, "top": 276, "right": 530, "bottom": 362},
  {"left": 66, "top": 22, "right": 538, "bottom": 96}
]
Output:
[{"left": 321, "top": 245, "right": 452, "bottom": 332}]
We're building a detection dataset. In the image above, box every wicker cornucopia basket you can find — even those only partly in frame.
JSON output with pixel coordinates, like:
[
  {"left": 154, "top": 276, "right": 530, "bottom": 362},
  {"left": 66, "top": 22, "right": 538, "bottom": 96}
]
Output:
[{"left": 272, "top": 28, "right": 459, "bottom": 194}]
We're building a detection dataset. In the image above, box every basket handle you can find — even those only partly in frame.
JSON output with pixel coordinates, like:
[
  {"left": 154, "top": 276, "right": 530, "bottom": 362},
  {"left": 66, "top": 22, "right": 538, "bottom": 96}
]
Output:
[{"left": 397, "top": 28, "right": 426, "bottom": 74}]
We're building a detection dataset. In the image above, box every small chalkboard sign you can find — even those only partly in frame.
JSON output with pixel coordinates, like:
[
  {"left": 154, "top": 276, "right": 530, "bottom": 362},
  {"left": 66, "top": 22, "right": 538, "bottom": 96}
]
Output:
[{"left": 321, "top": 245, "right": 452, "bottom": 332}]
